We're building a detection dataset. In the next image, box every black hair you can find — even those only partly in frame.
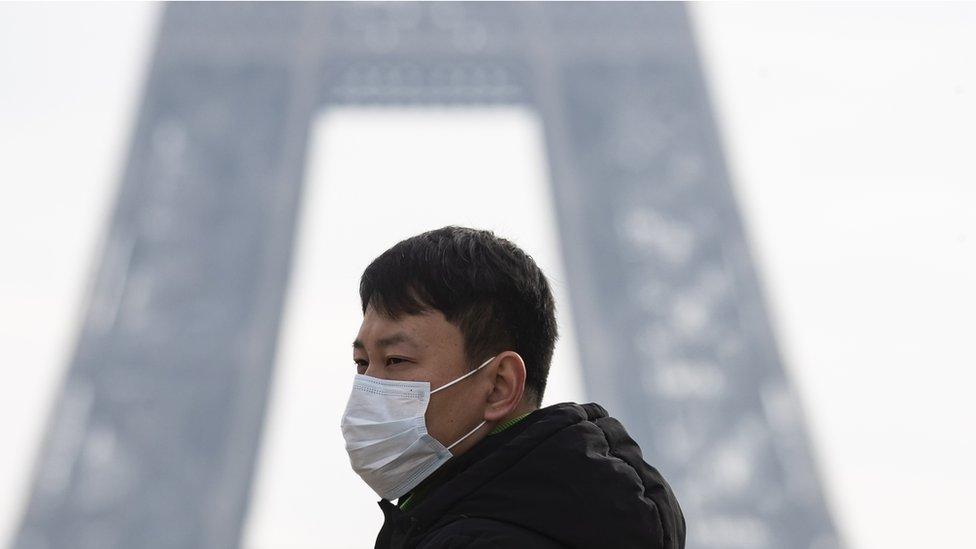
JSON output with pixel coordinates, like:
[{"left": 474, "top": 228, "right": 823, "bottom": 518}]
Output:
[{"left": 359, "top": 226, "right": 558, "bottom": 405}]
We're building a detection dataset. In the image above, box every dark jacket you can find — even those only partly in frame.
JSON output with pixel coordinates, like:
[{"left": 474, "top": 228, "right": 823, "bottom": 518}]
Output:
[{"left": 374, "top": 402, "right": 686, "bottom": 548}]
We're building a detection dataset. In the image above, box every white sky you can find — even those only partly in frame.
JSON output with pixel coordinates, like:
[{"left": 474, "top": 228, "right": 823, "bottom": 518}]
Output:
[
  {"left": 690, "top": 5, "right": 976, "bottom": 548},
  {"left": 0, "top": 3, "right": 160, "bottom": 547},
  {"left": 1, "top": 3, "right": 974, "bottom": 549}
]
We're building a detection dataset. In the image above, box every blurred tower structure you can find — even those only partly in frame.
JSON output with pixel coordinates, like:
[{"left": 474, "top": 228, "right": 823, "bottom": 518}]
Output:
[{"left": 16, "top": 3, "right": 840, "bottom": 549}]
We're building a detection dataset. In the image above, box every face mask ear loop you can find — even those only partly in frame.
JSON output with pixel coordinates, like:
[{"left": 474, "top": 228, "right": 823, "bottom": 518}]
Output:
[
  {"left": 446, "top": 419, "right": 488, "bottom": 451},
  {"left": 430, "top": 355, "right": 497, "bottom": 395}
]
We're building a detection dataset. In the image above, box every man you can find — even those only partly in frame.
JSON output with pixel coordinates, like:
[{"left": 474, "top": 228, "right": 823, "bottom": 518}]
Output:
[{"left": 342, "top": 226, "right": 686, "bottom": 548}]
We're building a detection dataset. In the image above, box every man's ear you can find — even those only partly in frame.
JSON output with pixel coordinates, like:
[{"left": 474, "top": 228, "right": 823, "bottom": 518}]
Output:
[{"left": 483, "top": 351, "right": 527, "bottom": 422}]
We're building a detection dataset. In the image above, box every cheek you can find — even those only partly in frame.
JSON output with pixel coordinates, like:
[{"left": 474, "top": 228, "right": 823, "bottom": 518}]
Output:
[
  {"left": 424, "top": 391, "right": 453, "bottom": 423},
  {"left": 424, "top": 390, "right": 466, "bottom": 441},
  {"left": 424, "top": 386, "right": 481, "bottom": 445},
  {"left": 423, "top": 397, "right": 449, "bottom": 442}
]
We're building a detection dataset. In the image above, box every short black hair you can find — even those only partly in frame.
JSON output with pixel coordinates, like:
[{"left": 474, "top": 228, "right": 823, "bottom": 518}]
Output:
[{"left": 359, "top": 226, "right": 558, "bottom": 405}]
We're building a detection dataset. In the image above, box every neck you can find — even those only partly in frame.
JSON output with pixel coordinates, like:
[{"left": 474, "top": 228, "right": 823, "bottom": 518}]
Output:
[
  {"left": 505, "top": 399, "right": 538, "bottom": 422},
  {"left": 449, "top": 398, "right": 538, "bottom": 457}
]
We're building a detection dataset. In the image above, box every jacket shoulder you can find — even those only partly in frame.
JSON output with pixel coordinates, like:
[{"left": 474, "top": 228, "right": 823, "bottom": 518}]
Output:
[{"left": 416, "top": 516, "right": 565, "bottom": 548}]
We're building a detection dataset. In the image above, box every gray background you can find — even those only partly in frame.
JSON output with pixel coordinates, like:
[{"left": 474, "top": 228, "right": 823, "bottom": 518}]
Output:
[{"left": 15, "top": 3, "right": 840, "bottom": 549}]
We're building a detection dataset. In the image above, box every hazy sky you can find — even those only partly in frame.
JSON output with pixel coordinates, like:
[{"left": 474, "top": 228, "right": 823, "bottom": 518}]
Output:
[{"left": 1, "top": 3, "right": 974, "bottom": 548}]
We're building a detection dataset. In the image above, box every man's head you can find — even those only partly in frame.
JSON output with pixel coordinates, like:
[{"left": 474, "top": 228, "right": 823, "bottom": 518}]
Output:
[{"left": 352, "top": 226, "right": 558, "bottom": 451}]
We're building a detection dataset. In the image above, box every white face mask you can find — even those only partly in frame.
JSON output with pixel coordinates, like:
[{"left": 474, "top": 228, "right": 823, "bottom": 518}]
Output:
[{"left": 340, "top": 355, "right": 497, "bottom": 500}]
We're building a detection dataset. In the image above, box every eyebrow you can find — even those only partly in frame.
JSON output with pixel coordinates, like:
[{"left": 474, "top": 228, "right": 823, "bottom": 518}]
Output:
[{"left": 352, "top": 332, "right": 419, "bottom": 351}]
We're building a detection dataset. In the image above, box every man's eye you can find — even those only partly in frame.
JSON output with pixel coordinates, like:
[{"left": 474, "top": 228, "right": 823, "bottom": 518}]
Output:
[{"left": 386, "top": 357, "right": 408, "bottom": 366}]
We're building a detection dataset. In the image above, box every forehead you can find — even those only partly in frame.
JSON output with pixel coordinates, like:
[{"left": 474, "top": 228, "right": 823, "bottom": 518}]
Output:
[{"left": 353, "top": 304, "right": 463, "bottom": 354}]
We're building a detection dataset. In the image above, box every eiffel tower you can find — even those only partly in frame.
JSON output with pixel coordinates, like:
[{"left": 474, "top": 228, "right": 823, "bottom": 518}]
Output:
[{"left": 15, "top": 3, "right": 841, "bottom": 548}]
